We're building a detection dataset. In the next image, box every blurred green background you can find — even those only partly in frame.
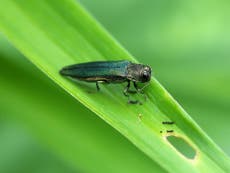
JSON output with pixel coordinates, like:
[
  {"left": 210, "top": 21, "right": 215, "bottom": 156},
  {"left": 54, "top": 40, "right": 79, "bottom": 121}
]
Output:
[{"left": 0, "top": 0, "right": 229, "bottom": 172}]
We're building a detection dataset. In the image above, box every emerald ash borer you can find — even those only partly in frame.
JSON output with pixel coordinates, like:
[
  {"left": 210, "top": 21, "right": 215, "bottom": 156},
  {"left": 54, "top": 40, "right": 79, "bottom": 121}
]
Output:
[{"left": 60, "top": 60, "right": 152, "bottom": 104}]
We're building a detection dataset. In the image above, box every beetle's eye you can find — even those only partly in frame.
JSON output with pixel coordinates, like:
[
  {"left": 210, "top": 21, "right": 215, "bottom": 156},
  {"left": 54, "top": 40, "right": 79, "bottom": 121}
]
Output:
[{"left": 142, "top": 70, "right": 150, "bottom": 81}]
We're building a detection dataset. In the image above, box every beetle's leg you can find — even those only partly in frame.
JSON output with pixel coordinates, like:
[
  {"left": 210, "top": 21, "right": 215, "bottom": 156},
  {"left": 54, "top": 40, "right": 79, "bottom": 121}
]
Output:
[
  {"left": 125, "top": 82, "right": 143, "bottom": 94},
  {"left": 125, "top": 81, "right": 137, "bottom": 94},
  {"left": 96, "top": 81, "right": 100, "bottom": 91},
  {"left": 133, "top": 82, "right": 139, "bottom": 92},
  {"left": 123, "top": 81, "right": 140, "bottom": 104},
  {"left": 123, "top": 81, "right": 130, "bottom": 96},
  {"left": 134, "top": 82, "right": 148, "bottom": 101},
  {"left": 133, "top": 82, "right": 144, "bottom": 93}
]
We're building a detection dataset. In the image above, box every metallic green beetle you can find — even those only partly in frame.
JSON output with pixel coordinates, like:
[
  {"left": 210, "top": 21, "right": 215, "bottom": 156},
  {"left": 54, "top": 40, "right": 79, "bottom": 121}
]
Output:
[{"left": 60, "top": 60, "right": 152, "bottom": 104}]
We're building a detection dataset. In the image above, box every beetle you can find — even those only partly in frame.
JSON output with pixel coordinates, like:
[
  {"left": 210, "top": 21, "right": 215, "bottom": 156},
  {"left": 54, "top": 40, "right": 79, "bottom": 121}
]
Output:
[{"left": 60, "top": 60, "right": 152, "bottom": 104}]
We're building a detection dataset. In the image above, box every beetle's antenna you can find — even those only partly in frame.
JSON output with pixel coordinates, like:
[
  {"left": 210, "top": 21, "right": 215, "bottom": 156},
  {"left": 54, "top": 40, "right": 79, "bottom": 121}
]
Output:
[{"left": 140, "top": 82, "right": 150, "bottom": 91}]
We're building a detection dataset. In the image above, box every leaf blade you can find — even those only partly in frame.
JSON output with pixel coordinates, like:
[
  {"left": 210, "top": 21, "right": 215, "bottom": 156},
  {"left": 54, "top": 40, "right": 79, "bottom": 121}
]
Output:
[{"left": 0, "top": 0, "right": 229, "bottom": 172}]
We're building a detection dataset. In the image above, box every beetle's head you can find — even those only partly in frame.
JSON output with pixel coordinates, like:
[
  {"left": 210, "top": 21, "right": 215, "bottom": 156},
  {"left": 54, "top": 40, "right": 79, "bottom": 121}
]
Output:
[{"left": 127, "top": 63, "right": 152, "bottom": 83}]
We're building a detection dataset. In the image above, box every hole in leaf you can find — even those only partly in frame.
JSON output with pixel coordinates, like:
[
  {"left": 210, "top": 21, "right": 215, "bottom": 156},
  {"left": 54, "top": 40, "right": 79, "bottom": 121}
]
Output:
[{"left": 167, "top": 136, "right": 196, "bottom": 159}]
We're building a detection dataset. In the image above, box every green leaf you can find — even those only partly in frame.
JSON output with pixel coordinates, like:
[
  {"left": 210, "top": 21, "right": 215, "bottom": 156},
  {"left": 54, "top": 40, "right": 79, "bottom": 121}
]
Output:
[
  {"left": 0, "top": 0, "right": 229, "bottom": 172},
  {"left": 0, "top": 35, "right": 163, "bottom": 173}
]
